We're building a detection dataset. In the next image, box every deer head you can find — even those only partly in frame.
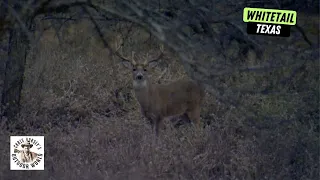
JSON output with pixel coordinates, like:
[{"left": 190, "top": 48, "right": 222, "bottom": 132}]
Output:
[{"left": 117, "top": 47, "right": 164, "bottom": 89}]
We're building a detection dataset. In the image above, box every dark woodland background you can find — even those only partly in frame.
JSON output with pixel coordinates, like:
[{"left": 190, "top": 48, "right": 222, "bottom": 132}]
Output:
[{"left": 0, "top": 0, "right": 319, "bottom": 179}]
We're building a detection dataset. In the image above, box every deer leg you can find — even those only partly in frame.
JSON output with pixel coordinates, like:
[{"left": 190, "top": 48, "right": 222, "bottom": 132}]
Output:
[
  {"left": 146, "top": 117, "right": 153, "bottom": 126},
  {"left": 154, "top": 117, "right": 162, "bottom": 137},
  {"left": 174, "top": 113, "right": 191, "bottom": 128},
  {"left": 186, "top": 107, "right": 201, "bottom": 129}
]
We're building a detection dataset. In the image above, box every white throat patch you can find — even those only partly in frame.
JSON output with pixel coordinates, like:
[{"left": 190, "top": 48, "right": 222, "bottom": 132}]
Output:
[{"left": 133, "top": 80, "right": 147, "bottom": 89}]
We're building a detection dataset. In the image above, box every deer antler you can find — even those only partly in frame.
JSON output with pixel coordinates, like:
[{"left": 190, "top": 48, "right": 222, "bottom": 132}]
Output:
[
  {"left": 144, "top": 45, "right": 164, "bottom": 65},
  {"left": 115, "top": 46, "right": 136, "bottom": 65}
]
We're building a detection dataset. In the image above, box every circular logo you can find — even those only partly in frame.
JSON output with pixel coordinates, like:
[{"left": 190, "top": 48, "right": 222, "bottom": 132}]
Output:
[{"left": 11, "top": 136, "right": 44, "bottom": 170}]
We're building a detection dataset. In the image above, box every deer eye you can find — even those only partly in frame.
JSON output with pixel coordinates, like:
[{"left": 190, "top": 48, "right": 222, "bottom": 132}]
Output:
[
  {"left": 144, "top": 68, "right": 147, "bottom": 71},
  {"left": 133, "top": 68, "right": 137, "bottom": 71}
]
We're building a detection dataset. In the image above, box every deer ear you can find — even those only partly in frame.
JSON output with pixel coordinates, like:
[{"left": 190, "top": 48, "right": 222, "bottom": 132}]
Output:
[
  {"left": 122, "top": 60, "right": 132, "bottom": 69},
  {"left": 148, "top": 60, "right": 159, "bottom": 68}
]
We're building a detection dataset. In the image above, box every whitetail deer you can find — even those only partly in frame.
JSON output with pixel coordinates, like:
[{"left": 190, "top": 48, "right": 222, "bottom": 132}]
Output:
[{"left": 117, "top": 47, "right": 205, "bottom": 137}]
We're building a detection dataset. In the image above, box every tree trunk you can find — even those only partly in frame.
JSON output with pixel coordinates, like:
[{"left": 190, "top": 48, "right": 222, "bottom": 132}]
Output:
[{"left": 1, "top": 28, "right": 28, "bottom": 119}]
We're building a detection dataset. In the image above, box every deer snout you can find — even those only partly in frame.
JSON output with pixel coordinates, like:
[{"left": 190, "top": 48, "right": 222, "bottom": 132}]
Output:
[{"left": 136, "top": 74, "right": 143, "bottom": 80}]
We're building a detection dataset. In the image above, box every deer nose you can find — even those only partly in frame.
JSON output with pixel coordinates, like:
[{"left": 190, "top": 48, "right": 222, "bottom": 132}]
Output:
[{"left": 137, "top": 75, "right": 143, "bottom": 80}]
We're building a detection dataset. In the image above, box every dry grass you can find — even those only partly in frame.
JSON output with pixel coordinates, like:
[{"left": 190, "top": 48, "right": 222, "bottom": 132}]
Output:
[
  {"left": 0, "top": 21, "right": 318, "bottom": 180},
  {"left": 1, "top": 112, "right": 259, "bottom": 180}
]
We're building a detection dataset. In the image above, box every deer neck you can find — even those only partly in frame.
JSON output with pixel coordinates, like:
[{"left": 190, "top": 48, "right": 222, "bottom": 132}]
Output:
[{"left": 133, "top": 80, "right": 153, "bottom": 109}]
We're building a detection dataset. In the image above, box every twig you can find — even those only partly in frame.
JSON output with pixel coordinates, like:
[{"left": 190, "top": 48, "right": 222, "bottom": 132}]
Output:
[
  {"left": 2, "top": 1, "right": 34, "bottom": 43},
  {"left": 294, "top": 24, "right": 313, "bottom": 47}
]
